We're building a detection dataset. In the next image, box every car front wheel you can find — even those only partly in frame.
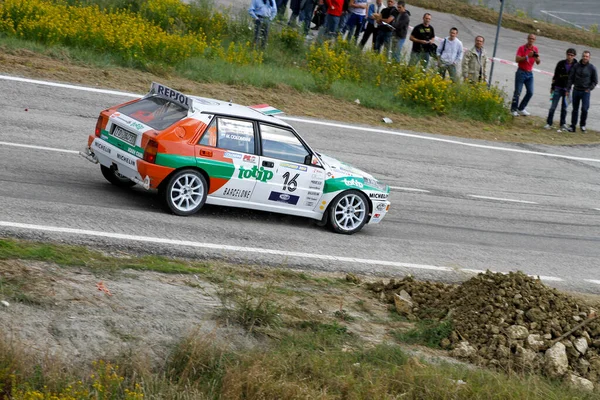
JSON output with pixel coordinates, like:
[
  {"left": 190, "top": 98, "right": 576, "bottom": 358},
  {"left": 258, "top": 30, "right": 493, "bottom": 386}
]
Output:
[
  {"left": 161, "top": 169, "right": 207, "bottom": 216},
  {"left": 100, "top": 165, "right": 136, "bottom": 188},
  {"left": 328, "top": 190, "right": 369, "bottom": 234}
]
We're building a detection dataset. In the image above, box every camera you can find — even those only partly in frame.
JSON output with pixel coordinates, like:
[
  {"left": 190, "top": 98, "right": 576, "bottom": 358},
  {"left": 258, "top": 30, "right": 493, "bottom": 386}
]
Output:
[{"left": 532, "top": 51, "right": 538, "bottom": 58}]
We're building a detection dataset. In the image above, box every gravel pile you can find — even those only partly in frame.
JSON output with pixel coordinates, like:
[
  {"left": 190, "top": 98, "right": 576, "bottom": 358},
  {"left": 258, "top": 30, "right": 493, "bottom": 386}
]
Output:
[{"left": 368, "top": 271, "right": 600, "bottom": 389}]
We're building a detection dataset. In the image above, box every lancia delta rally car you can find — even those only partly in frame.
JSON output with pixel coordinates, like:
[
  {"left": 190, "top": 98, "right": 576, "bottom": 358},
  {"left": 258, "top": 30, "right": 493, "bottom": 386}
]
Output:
[{"left": 81, "top": 83, "right": 390, "bottom": 234}]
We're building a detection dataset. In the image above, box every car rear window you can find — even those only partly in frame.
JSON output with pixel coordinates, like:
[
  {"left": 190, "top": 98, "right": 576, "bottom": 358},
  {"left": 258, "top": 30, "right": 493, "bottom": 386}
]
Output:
[{"left": 118, "top": 96, "right": 188, "bottom": 130}]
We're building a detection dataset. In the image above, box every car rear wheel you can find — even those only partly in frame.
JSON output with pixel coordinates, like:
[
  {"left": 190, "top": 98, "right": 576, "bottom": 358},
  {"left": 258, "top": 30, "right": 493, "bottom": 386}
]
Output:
[
  {"left": 100, "top": 165, "right": 136, "bottom": 188},
  {"left": 161, "top": 169, "right": 207, "bottom": 216},
  {"left": 328, "top": 190, "right": 369, "bottom": 234}
]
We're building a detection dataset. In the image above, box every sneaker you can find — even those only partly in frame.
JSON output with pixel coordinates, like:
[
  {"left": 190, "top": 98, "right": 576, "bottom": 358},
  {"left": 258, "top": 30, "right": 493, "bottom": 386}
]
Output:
[
  {"left": 518, "top": 109, "right": 531, "bottom": 116},
  {"left": 560, "top": 124, "right": 569, "bottom": 131},
  {"left": 511, "top": 110, "right": 519, "bottom": 117},
  {"left": 543, "top": 124, "right": 552, "bottom": 130},
  {"left": 581, "top": 126, "right": 587, "bottom": 132},
  {"left": 568, "top": 126, "right": 576, "bottom": 132}
]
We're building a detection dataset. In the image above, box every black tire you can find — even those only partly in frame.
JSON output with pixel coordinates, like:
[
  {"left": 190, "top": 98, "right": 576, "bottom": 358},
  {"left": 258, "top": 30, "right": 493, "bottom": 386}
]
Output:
[
  {"left": 161, "top": 169, "right": 208, "bottom": 216},
  {"left": 328, "top": 190, "right": 369, "bottom": 234},
  {"left": 100, "top": 165, "right": 136, "bottom": 188}
]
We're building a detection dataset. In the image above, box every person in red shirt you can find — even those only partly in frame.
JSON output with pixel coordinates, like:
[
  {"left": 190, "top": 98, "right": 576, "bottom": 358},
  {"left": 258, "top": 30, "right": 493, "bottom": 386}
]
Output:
[
  {"left": 510, "top": 33, "right": 541, "bottom": 116},
  {"left": 318, "top": 0, "right": 345, "bottom": 40}
]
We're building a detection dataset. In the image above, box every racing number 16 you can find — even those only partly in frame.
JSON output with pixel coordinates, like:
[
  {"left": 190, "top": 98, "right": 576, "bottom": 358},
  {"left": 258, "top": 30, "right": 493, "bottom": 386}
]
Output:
[{"left": 282, "top": 172, "right": 299, "bottom": 192}]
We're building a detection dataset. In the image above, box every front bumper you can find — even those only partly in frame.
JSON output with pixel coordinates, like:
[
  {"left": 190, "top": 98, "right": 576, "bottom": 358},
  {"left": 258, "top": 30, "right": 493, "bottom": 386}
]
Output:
[{"left": 368, "top": 200, "right": 391, "bottom": 224}]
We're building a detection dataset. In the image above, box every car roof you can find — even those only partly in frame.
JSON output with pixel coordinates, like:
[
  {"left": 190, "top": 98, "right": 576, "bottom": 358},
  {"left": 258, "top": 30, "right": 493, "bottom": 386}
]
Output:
[{"left": 189, "top": 96, "right": 292, "bottom": 128}]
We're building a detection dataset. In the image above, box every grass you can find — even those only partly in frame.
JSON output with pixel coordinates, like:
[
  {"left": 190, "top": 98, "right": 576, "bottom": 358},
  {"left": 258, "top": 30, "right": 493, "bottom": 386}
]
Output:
[
  {"left": 1, "top": 238, "right": 599, "bottom": 398},
  {"left": 393, "top": 319, "right": 455, "bottom": 348}
]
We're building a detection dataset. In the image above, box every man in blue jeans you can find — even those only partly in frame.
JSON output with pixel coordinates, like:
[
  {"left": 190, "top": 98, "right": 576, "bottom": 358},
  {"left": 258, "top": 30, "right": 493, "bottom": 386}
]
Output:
[
  {"left": 544, "top": 48, "right": 577, "bottom": 131},
  {"left": 568, "top": 50, "right": 598, "bottom": 133},
  {"left": 511, "top": 34, "right": 540, "bottom": 117},
  {"left": 249, "top": 0, "right": 278, "bottom": 49}
]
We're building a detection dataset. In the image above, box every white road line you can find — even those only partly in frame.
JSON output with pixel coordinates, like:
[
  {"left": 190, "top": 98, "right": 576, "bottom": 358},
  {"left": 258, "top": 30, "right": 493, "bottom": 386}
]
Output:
[
  {"left": 3, "top": 74, "right": 600, "bottom": 165},
  {"left": 0, "top": 141, "right": 78, "bottom": 154},
  {"left": 0, "top": 75, "right": 140, "bottom": 97},
  {"left": 540, "top": 11, "right": 600, "bottom": 16},
  {"left": 0, "top": 221, "right": 564, "bottom": 282},
  {"left": 540, "top": 10, "right": 586, "bottom": 30},
  {"left": 594, "top": 208, "right": 600, "bottom": 212},
  {"left": 389, "top": 186, "right": 430, "bottom": 193},
  {"left": 585, "top": 280, "right": 600, "bottom": 285},
  {"left": 281, "top": 117, "right": 600, "bottom": 164},
  {"left": 468, "top": 195, "right": 538, "bottom": 204}
]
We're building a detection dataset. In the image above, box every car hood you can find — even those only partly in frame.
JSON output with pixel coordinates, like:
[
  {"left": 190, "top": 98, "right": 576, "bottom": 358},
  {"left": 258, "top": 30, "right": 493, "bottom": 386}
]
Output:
[{"left": 319, "top": 153, "right": 389, "bottom": 193}]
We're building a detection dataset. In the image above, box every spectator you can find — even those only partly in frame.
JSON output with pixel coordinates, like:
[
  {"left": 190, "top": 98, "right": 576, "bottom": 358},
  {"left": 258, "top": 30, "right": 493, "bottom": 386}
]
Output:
[
  {"left": 462, "top": 35, "right": 487, "bottom": 84},
  {"left": 249, "top": 0, "right": 278, "bottom": 50},
  {"left": 567, "top": 50, "right": 598, "bottom": 132},
  {"left": 300, "top": 0, "right": 319, "bottom": 38},
  {"left": 511, "top": 33, "right": 540, "bottom": 117},
  {"left": 359, "top": 0, "right": 384, "bottom": 49},
  {"left": 544, "top": 48, "right": 577, "bottom": 131},
  {"left": 409, "top": 13, "right": 435, "bottom": 67},
  {"left": 391, "top": 1, "right": 410, "bottom": 62},
  {"left": 343, "top": 0, "right": 368, "bottom": 43},
  {"left": 288, "top": 0, "right": 302, "bottom": 26},
  {"left": 436, "top": 27, "right": 463, "bottom": 82},
  {"left": 373, "top": 0, "right": 398, "bottom": 55},
  {"left": 318, "top": 0, "right": 344, "bottom": 40},
  {"left": 276, "top": 0, "right": 288, "bottom": 19},
  {"left": 311, "top": 0, "right": 327, "bottom": 31},
  {"left": 339, "top": 0, "right": 351, "bottom": 33}
]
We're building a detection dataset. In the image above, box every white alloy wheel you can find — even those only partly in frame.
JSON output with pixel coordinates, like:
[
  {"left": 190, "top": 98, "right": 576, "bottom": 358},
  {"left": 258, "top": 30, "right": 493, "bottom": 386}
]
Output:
[
  {"left": 328, "top": 190, "right": 368, "bottom": 234},
  {"left": 163, "top": 169, "right": 207, "bottom": 216}
]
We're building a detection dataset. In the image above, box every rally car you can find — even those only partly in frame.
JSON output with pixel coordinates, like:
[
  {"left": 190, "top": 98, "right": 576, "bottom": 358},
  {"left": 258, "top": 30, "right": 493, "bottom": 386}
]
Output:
[{"left": 81, "top": 83, "right": 390, "bottom": 234}]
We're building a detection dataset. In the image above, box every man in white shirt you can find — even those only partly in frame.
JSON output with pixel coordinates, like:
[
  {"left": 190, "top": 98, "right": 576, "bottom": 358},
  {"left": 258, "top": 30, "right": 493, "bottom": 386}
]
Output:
[{"left": 437, "top": 27, "right": 463, "bottom": 83}]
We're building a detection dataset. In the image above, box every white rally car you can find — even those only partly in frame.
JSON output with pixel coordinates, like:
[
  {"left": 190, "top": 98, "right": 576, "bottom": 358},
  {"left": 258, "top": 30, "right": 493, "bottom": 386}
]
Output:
[{"left": 81, "top": 83, "right": 390, "bottom": 234}]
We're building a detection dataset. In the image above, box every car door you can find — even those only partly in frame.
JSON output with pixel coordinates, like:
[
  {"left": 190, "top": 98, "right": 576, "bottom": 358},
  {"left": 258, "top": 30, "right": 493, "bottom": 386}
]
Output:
[
  {"left": 250, "top": 123, "right": 325, "bottom": 211},
  {"left": 195, "top": 117, "right": 259, "bottom": 201}
]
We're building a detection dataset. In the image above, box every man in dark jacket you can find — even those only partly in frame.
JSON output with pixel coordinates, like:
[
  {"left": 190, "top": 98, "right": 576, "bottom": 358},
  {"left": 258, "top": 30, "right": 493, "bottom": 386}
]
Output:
[
  {"left": 391, "top": 1, "right": 410, "bottom": 62},
  {"left": 544, "top": 48, "right": 577, "bottom": 131},
  {"left": 568, "top": 50, "right": 598, "bottom": 132}
]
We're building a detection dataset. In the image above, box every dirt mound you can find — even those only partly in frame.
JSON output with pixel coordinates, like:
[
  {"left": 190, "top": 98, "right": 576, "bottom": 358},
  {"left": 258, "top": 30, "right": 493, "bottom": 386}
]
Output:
[{"left": 369, "top": 271, "right": 600, "bottom": 387}]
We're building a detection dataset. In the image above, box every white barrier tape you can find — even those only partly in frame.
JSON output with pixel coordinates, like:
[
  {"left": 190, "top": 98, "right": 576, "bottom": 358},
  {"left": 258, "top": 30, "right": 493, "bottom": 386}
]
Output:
[{"left": 407, "top": 24, "right": 554, "bottom": 77}]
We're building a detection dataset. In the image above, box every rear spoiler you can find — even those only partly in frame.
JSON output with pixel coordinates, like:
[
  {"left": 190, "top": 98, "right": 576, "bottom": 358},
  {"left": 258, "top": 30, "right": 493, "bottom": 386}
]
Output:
[
  {"left": 147, "top": 82, "right": 193, "bottom": 112},
  {"left": 249, "top": 104, "right": 284, "bottom": 116}
]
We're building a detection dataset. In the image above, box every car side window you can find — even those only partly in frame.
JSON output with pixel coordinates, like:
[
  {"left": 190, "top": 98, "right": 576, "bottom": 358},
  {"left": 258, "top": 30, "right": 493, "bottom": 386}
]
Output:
[
  {"left": 199, "top": 118, "right": 255, "bottom": 154},
  {"left": 260, "top": 124, "right": 310, "bottom": 164}
]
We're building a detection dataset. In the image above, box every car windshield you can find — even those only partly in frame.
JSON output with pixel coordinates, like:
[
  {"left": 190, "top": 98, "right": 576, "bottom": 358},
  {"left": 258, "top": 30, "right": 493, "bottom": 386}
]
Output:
[{"left": 118, "top": 96, "right": 188, "bottom": 130}]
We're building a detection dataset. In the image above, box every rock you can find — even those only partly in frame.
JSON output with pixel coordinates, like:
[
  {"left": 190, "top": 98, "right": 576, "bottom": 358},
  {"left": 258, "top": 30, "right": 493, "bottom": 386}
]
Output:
[
  {"left": 573, "top": 337, "right": 588, "bottom": 355},
  {"left": 345, "top": 273, "right": 360, "bottom": 284},
  {"left": 545, "top": 342, "right": 569, "bottom": 378},
  {"left": 506, "top": 325, "right": 529, "bottom": 340},
  {"left": 526, "top": 334, "right": 545, "bottom": 352},
  {"left": 496, "top": 344, "right": 510, "bottom": 359},
  {"left": 525, "top": 307, "right": 546, "bottom": 322},
  {"left": 450, "top": 341, "right": 477, "bottom": 360},
  {"left": 440, "top": 338, "right": 451, "bottom": 349},
  {"left": 567, "top": 374, "right": 594, "bottom": 392},
  {"left": 393, "top": 291, "right": 413, "bottom": 317},
  {"left": 516, "top": 346, "right": 539, "bottom": 372},
  {"left": 576, "top": 358, "right": 590, "bottom": 376}
]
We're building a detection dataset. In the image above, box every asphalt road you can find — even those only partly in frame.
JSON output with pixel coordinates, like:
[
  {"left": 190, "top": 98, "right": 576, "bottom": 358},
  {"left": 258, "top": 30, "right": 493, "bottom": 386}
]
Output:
[
  {"left": 1, "top": 77, "right": 599, "bottom": 294},
  {"left": 468, "top": 0, "right": 599, "bottom": 30}
]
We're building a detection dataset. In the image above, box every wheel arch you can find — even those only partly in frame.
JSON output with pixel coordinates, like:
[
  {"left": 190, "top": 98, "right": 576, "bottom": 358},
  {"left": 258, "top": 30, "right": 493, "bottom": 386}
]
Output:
[{"left": 157, "top": 166, "right": 211, "bottom": 194}]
